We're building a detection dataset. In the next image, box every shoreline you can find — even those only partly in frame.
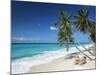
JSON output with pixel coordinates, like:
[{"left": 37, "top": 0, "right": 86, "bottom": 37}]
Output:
[
  {"left": 12, "top": 44, "right": 95, "bottom": 74},
  {"left": 28, "top": 52, "right": 95, "bottom": 73},
  {"left": 28, "top": 44, "right": 95, "bottom": 73}
]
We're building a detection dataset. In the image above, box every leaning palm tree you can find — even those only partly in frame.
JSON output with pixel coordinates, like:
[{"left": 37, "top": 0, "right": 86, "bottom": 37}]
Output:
[
  {"left": 74, "top": 9, "right": 96, "bottom": 42},
  {"left": 89, "top": 21, "right": 96, "bottom": 56},
  {"left": 74, "top": 9, "right": 91, "bottom": 33},
  {"left": 52, "top": 11, "right": 74, "bottom": 51},
  {"left": 74, "top": 9, "right": 96, "bottom": 60},
  {"left": 89, "top": 21, "right": 96, "bottom": 43},
  {"left": 90, "top": 26, "right": 96, "bottom": 42}
]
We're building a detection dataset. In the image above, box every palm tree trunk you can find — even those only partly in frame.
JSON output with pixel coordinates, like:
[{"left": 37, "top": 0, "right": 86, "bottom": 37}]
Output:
[
  {"left": 75, "top": 45, "right": 94, "bottom": 61},
  {"left": 66, "top": 39, "right": 69, "bottom": 51},
  {"left": 77, "top": 42, "right": 95, "bottom": 56}
]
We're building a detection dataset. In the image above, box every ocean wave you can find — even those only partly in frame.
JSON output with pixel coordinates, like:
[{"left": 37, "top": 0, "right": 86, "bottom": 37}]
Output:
[
  {"left": 12, "top": 48, "right": 67, "bottom": 74},
  {"left": 12, "top": 44, "right": 93, "bottom": 74}
]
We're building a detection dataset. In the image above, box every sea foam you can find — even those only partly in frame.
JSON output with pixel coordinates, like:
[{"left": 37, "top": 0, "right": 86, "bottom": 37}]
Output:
[{"left": 12, "top": 44, "right": 93, "bottom": 74}]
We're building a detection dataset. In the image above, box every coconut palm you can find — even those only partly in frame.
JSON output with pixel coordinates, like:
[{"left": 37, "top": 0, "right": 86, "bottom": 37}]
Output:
[
  {"left": 52, "top": 11, "right": 74, "bottom": 51},
  {"left": 74, "top": 9, "right": 91, "bottom": 32},
  {"left": 89, "top": 21, "right": 96, "bottom": 43},
  {"left": 74, "top": 9, "right": 96, "bottom": 42},
  {"left": 74, "top": 9, "right": 96, "bottom": 60}
]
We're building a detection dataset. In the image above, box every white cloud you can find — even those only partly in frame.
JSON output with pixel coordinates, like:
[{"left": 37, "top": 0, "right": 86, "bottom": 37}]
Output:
[
  {"left": 12, "top": 37, "right": 40, "bottom": 41},
  {"left": 13, "top": 37, "right": 24, "bottom": 41},
  {"left": 50, "top": 26, "right": 58, "bottom": 30}
]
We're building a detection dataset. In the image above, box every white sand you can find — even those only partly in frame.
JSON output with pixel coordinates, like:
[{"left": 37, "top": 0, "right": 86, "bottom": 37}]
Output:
[{"left": 28, "top": 44, "right": 95, "bottom": 73}]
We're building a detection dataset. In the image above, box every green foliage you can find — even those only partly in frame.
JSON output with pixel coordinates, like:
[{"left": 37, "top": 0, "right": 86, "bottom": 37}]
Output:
[
  {"left": 89, "top": 23, "right": 96, "bottom": 42},
  {"left": 52, "top": 11, "right": 74, "bottom": 50},
  {"left": 52, "top": 9, "right": 96, "bottom": 51},
  {"left": 74, "top": 9, "right": 90, "bottom": 33},
  {"left": 74, "top": 9, "right": 96, "bottom": 43}
]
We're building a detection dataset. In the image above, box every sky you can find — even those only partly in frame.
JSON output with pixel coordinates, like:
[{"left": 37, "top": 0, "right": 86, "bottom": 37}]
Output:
[{"left": 11, "top": 1, "right": 96, "bottom": 43}]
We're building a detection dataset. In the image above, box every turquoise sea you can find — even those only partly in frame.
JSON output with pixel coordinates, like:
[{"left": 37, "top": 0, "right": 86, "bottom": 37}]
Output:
[
  {"left": 11, "top": 43, "right": 90, "bottom": 74},
  {"left": 12, "top": 43, "right": 65, "bottom": 60}
]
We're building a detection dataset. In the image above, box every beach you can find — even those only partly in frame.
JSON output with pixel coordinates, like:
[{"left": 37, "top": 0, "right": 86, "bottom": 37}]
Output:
[
  {"left": 28, "top": 44, "right": 95, "bottom": 73},
  {"left": 12, "top": 44, "right": 95, "bottom": 74},
  {"left": 11, "top": 2, "right": 96, "bottom": 74}
]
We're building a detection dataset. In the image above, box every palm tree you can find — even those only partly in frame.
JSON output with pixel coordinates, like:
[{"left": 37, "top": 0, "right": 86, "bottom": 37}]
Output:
[
  {"left": 74, "top": 9, "right": 96, "bottom": 60},
  {"left": 52, "top": 11, "right": 74, "bottom": 51},
  {"left": 74, "top": 9, "right": 90, "bottom": 32},
  {"left": 74, "top": 9, "right": 96, "bottom": 42},
  {"left": 89, "top": 21, "right": 96, "bottom": 43}
]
